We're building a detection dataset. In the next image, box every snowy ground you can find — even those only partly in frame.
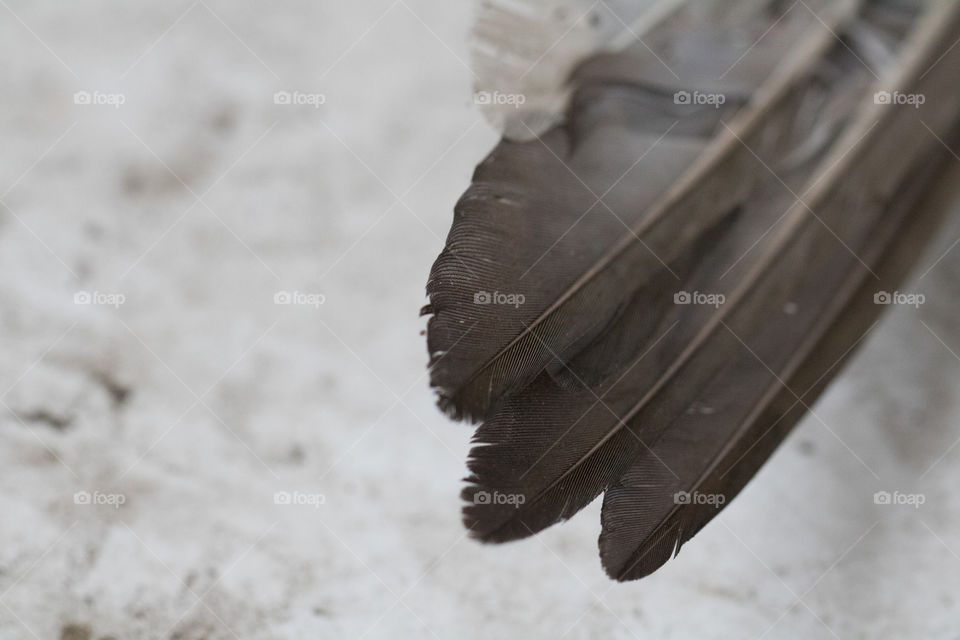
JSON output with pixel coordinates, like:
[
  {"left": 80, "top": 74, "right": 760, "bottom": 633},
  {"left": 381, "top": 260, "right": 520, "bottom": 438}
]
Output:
[{"left": 2, "top": 1, "right": 960, "bottom": 638}]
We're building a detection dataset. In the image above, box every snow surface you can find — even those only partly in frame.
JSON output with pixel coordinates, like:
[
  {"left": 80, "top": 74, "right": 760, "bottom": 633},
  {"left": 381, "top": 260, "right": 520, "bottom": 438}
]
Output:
[{"left": 2, "top": 1, "right": 960, "bottom": 638}]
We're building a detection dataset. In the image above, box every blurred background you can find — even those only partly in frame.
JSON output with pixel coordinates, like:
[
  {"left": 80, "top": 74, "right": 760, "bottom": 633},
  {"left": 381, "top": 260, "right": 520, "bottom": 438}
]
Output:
[{"left": 1, "top": 1, "right": 960, "bottom": 638}]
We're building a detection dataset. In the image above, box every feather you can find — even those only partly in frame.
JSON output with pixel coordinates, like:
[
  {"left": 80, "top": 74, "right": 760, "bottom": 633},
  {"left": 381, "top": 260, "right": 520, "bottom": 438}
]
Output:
[
  {"left": 427, "top": 0, "right": 859, "bottom": 422},
  {"left": 471, "top": 0, "right": 682, "bottom": 139},
  {"left": 423, "top": 0, "right": 960, "bottom": 580},
  {"left": 600, "top": 150, "right": 960, "bottom": 581}
]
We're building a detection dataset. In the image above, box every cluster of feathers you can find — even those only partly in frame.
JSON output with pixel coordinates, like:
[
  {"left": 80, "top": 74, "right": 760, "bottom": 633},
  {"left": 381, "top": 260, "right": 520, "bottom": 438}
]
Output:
[{"left": 423, "top": 0, "right": 960, "bottom": 580}]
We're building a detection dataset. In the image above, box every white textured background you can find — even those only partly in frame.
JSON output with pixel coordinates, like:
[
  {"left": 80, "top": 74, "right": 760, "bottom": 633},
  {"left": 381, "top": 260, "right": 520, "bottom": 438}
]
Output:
[{"left": 2, "top": 1, "right": 960, "bottom": 639}]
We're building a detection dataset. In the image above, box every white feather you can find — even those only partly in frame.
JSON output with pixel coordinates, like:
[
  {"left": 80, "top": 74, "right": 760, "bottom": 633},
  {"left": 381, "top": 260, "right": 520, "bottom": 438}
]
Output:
[{"left": 471, "top": 0, "right": 686, "bottom": 139}]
